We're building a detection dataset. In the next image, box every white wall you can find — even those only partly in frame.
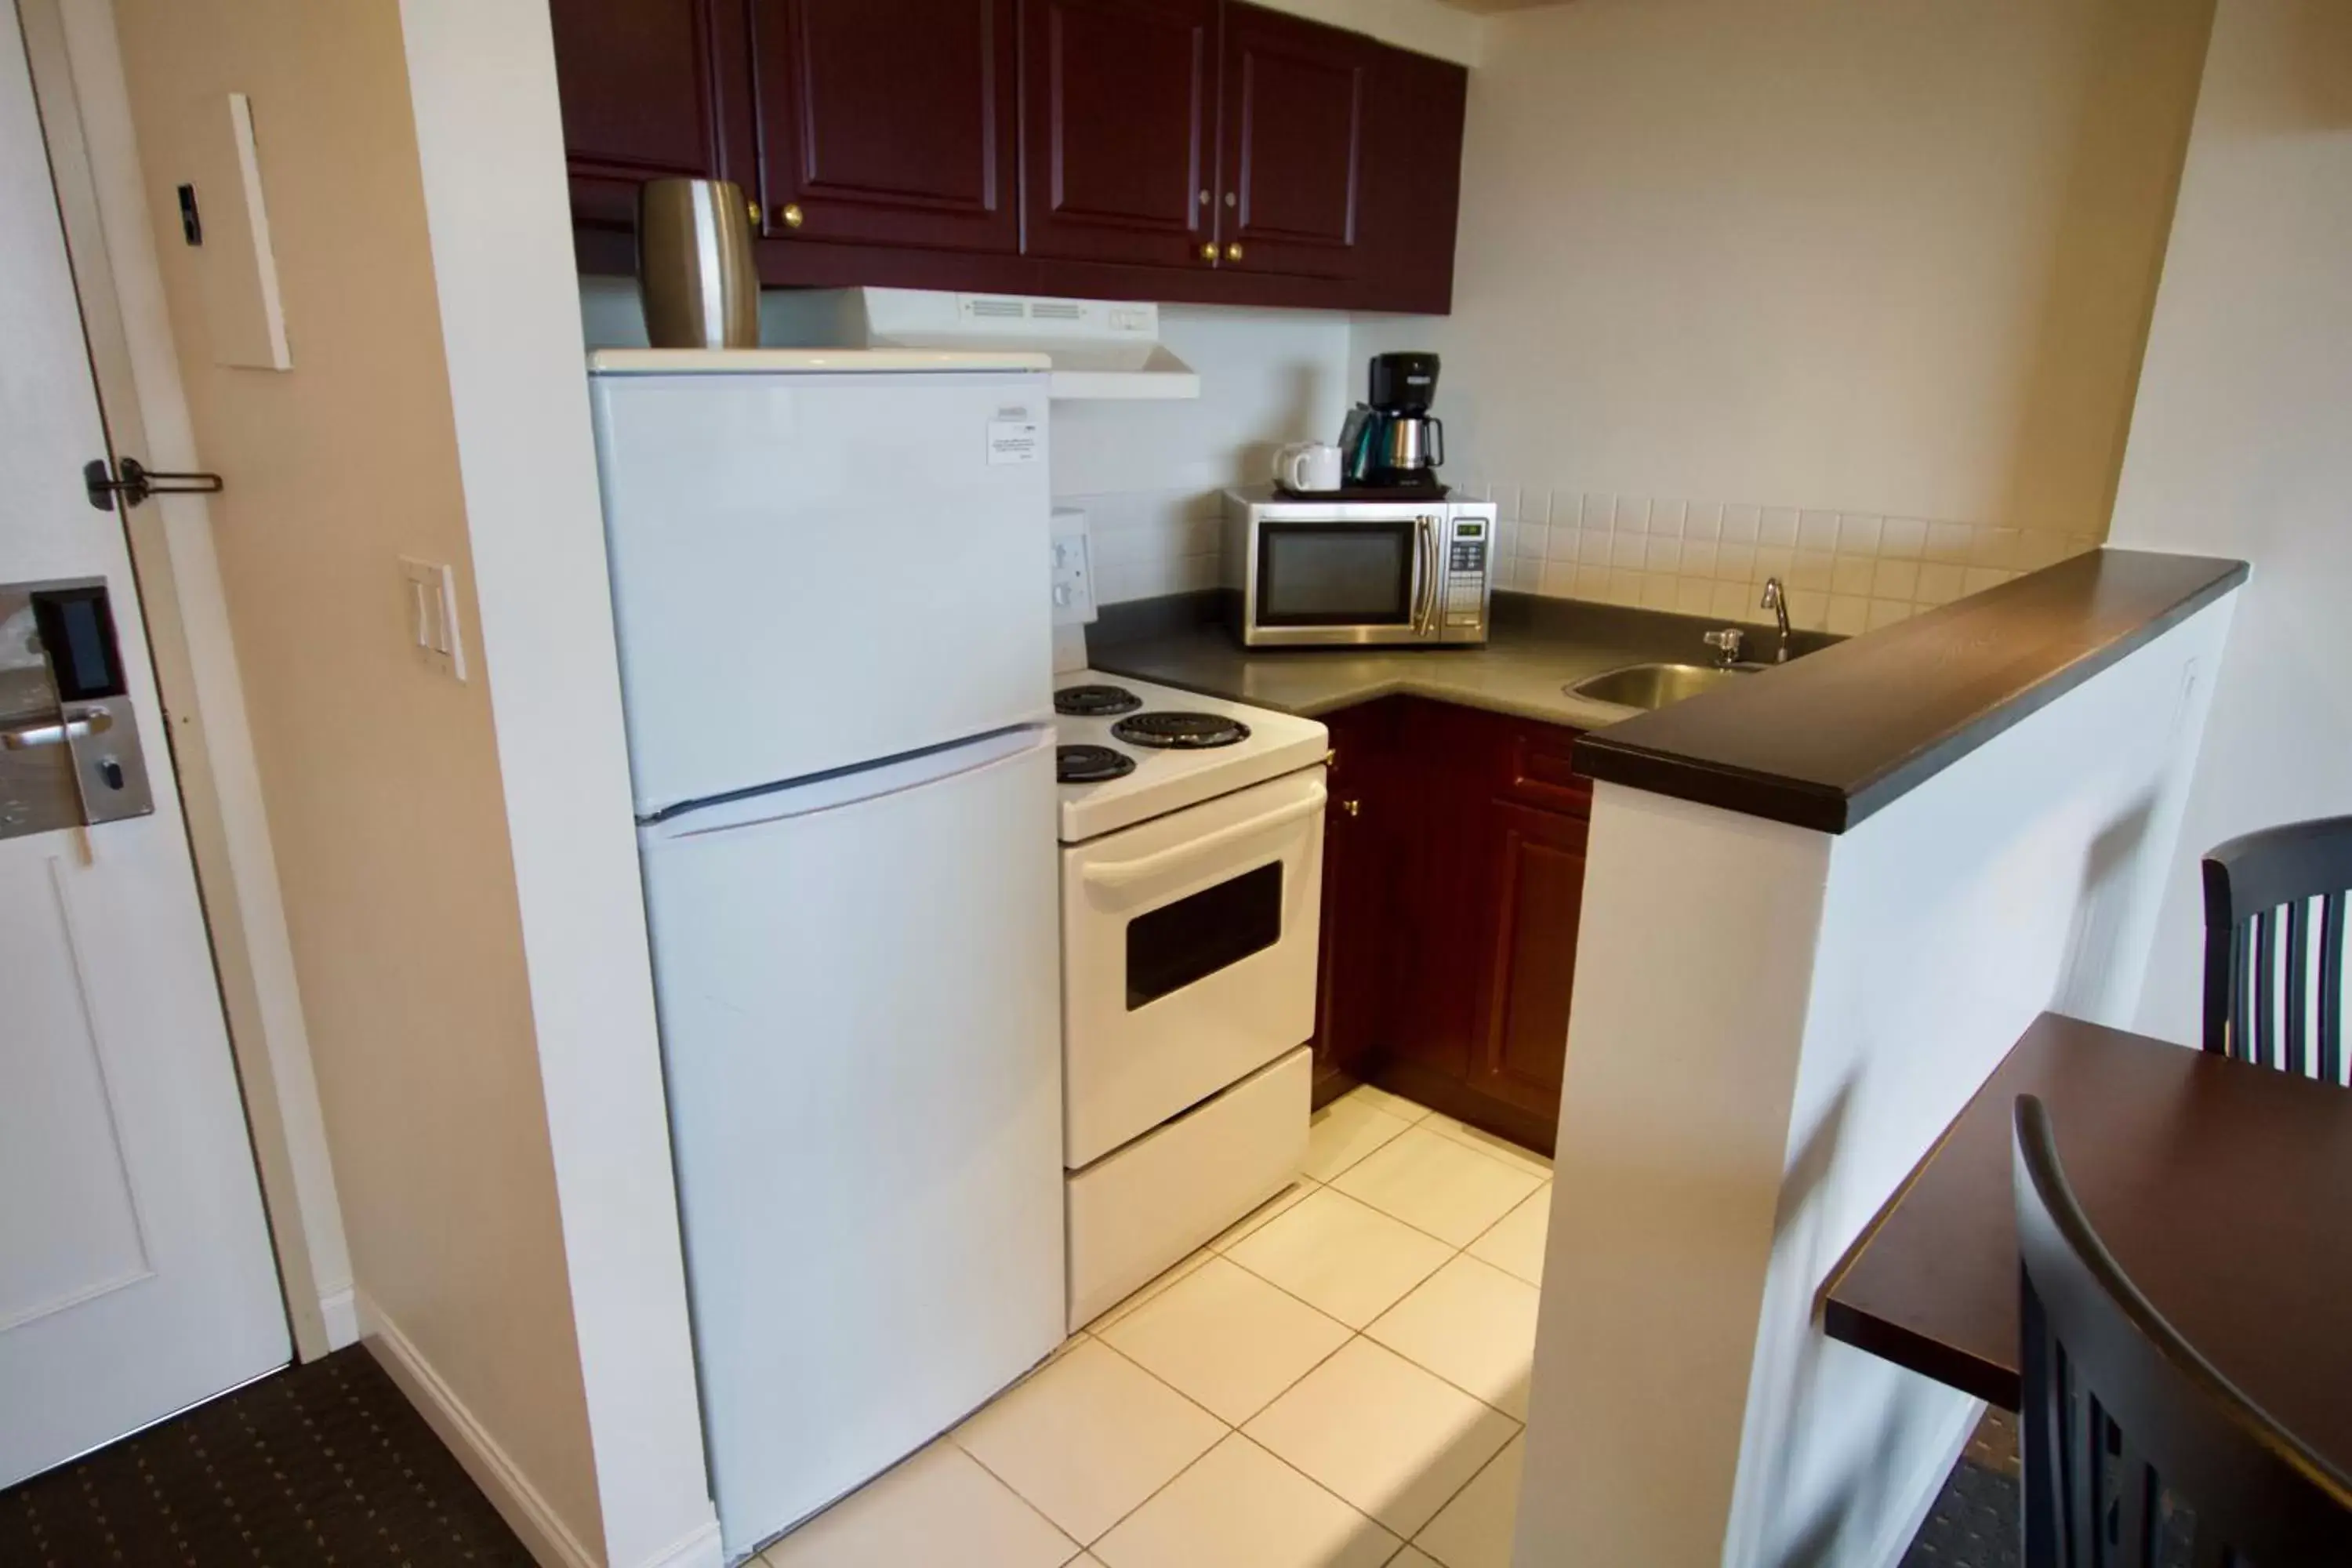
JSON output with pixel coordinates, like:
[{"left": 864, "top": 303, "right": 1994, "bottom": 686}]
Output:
[
  {"left": 583, "top": 279, "right": 1355, "bottom": 605},
  {"left": 2108, "top": 0, "right": 2352, "bottom": 1046},
  {"left": 1352, "top": 0, "right": 2212, "bottom": 635},
  {"left": 99, "top": 4, "right": 714, "bottom": 1565},
  {"left": 1518, "top": 593, "right": 2234, "bottom": 1566},
  {"left": 1051, "top": 307, "right": 1352, "bottom": 603}
]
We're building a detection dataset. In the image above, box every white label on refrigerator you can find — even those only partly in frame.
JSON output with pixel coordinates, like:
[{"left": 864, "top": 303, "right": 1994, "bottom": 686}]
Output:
[{"left": 988, "top": 419, "right": 1041, "bottom": 466}]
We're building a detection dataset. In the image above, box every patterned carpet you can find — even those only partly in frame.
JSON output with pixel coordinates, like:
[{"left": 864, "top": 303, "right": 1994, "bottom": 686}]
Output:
[
  {"left": 0, "top": 1348, "right": 529, "bottom": 1567},
  {"left": 1902, "top": 1409, "right": 2023, "bottom": 1568}
]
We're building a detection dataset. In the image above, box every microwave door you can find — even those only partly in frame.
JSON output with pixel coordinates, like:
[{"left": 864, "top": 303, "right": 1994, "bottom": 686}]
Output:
[{"left": 1251, "top": 520, "right": 1420, "bottom": 643}]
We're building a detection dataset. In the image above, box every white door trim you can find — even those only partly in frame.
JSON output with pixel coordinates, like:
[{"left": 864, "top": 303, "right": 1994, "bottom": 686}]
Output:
[{"left": 14, "top": 0, "right": 350, "bottom": 1360}]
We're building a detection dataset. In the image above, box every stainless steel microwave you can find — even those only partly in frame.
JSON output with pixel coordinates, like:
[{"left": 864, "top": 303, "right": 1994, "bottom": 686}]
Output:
[{"left": 1221, "top": 490, "right": 1498, "bottom": 647}]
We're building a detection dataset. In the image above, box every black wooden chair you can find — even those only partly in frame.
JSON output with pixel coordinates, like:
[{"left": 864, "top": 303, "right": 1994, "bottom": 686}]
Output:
[
  {"left": 2200, "top": 815, "right": 2352, "bottom": 1081},
  {"left": 2013, "top": 1095, "right": 2352, "bottom": 1566}
]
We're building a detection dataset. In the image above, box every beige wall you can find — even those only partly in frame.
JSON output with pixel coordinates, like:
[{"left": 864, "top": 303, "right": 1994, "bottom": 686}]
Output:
[
  {"left": 1352, "top": 0, "right": 2212, "bottom": 634},
  {"left": 2111, "top": 0, "right": 2352, "bottom": 1044},
  {"left": 1254, "top": 0, "right": 1485, "bottom": 64},
  {"left": 98, "top": 0, "right": 634, "bottom": 1560}
]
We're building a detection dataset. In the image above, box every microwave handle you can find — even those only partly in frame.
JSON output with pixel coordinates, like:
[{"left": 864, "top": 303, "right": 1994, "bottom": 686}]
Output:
[
  {"left": 1080, "top": 785, "right": 1328, "bottom": 898},
  {"left": 1412, "top": 514, "right": 1440, "bottom": 637}
]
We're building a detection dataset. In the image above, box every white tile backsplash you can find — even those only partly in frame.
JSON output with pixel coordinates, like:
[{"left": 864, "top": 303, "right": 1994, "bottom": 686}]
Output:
[{"left": 1474, "top": 481, "right": 2099, "bottom": 632}]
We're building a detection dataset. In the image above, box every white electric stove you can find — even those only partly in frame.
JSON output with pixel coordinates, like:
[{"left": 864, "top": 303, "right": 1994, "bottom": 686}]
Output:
[
  {"left": 1053, "top": 671, "right": 1327, "bottom": 1327},
  {"left": 1053, "top": 672, "right": 1330, "bottom": 843}
]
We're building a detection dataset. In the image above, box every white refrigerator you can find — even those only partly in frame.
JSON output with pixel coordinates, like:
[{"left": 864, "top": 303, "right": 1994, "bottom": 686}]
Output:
[{"left": 588, "top": 351, "right": 1065, "bottom": 1562}]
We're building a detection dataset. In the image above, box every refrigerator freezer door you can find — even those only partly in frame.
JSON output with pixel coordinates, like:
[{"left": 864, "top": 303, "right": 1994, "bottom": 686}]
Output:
[
  {"left": 638, "top": 726, "right": 1063, "bottom": 1559},
  {"left": 592, "top": 366, "right": 1052, "bottom": 816}
]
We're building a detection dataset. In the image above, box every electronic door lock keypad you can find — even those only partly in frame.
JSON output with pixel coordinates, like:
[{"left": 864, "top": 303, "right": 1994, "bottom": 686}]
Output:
[{"left": 0, "top": 579, "right": 154, "bottom": 839}]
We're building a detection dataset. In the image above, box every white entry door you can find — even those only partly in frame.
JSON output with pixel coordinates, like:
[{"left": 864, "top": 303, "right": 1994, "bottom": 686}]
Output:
[{"left": 0, "top": 0, "right": 287, "bottom": 1490}]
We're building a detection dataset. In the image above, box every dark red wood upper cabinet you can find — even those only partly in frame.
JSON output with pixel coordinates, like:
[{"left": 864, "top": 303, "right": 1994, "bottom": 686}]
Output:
[
  {"left": 1021, "top": 0, "right": 1221, "bottom": 270},
  {"left": 1350, "top": 38, "right": 1466, "bottom": 312},
  {"left": 550, "top": 0, "right": 754, "bottom": 234},
  {"left": 747, "top": 0, "right": 1021, "bottom": 254},
  {"left": 1216, "top": 3, "right": 1370, "bottom": 281}
]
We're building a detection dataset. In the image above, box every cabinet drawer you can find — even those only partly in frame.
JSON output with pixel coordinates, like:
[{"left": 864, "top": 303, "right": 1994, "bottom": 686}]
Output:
[
  {"left": 1502, "top": 722, "right": 1592, "bottom": 817},
  {"left": 1066, "top": 1046, "right": 1309, "bottom": 1330}
]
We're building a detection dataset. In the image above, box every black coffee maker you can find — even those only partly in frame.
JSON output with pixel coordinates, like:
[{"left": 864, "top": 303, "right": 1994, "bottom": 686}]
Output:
[{"left": 1341, "top": 351, "right": 1446, "bottom": 493}]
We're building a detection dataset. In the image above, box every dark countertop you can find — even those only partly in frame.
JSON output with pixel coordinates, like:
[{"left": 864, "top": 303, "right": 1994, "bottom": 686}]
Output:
[
  {"left": 1091, "top": 548, "right": 2246, "bottom": 835},
  {"left": 1573, "top": 548, "right": 2247, "bottom": 832},
  {"left": 1089, "top": 592, "right": 1828, "bottom": 732}
]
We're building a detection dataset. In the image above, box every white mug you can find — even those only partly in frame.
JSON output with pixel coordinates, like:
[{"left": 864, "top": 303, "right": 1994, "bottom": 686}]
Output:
[{"left": 1273, "top": 441, "right": 1344, "bottom": 494}]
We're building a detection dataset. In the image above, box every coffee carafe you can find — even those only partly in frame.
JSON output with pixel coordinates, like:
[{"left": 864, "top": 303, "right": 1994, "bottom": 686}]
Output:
[{"left": 1342, "top": 352, "right": 1446, "bottom": 492}]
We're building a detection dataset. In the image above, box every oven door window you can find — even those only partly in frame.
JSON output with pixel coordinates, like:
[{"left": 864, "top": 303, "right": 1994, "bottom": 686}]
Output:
[
  {"left": 1255, "top": 522, "right": 1415, "bottom": 627},
  {"left": 1127, "top": 862, "right": 1283, "bottom": 1010}
]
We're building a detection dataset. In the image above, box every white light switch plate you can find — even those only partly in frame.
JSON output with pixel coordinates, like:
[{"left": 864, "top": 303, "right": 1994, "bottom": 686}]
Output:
[{"left": 398, "top": 557, "right": 466, "bottom": 681}]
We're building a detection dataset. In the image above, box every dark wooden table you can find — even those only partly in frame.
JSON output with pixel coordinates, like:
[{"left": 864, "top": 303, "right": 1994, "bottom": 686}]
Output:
[{"left": 1823, "top": 1011, "right": 2352, "bottom": 1473}]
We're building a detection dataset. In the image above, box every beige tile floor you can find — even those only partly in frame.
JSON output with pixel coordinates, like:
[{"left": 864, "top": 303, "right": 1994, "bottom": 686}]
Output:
[{"left": 760, "top": 1086, "right": 1552, "bottom": 1568}]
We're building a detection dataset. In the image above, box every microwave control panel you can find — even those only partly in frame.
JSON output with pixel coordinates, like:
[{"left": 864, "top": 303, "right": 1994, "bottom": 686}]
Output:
[{"left": 1443, "top": 517, "right": 1489, "bottom": 630}]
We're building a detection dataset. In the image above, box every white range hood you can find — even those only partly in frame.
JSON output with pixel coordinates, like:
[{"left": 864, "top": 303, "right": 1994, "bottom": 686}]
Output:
[{"left": 761, "top": 287, "right": 1200, "bottom": 401}]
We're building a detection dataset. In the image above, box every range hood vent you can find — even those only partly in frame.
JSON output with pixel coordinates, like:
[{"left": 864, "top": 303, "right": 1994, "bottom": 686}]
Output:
[{"left": 761, "top": 288, "right": 1200, "bottom": 401}]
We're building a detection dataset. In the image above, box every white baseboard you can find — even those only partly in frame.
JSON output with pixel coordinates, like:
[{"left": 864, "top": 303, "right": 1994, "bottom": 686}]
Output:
[
  {"left": 357, "top": 1290, "right": 601, "bottom": 1568},
  {"left": 1868, "top": 1396, "right": 1988, "bottom": 1568},
  {"left": 318, "top": 1286, "right": 359, "bottom": 1351}
]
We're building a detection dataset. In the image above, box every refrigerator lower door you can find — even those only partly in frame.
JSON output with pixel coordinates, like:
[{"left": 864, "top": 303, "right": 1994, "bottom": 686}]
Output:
[{"left": 638, "top": 725, "right": 1063, "bottom": 1559}]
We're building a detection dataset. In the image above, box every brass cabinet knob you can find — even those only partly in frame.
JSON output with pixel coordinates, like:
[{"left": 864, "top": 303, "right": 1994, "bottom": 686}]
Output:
[
  {"left": 1200, "top": 241, "right": 1218, "bottom": 263},
  {"left": 1225, "top": 241, "right": 1244, "bottom": 262},
  {"left": 745, "top": 197, "right": 761, "bottom": 225},
  {"left": 1341, "top": 799, "right": 1360, "bottom": 818},
  {"left": 775, "top": 201, "right": 805, "bottom": 230}
]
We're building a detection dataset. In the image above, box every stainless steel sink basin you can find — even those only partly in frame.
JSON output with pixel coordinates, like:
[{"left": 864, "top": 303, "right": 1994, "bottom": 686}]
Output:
[{"left": 1569, "top": 662, "right": 1756, "bottom": 710}]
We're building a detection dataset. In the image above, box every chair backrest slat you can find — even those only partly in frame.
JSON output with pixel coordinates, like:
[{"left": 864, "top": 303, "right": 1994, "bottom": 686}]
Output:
[
  {"left": 2201, "top": 817, "right": 2352, "bottom": 1082},
  {"left": 2249, "top": 907, "right": 2267, "bottom": 1067},
  {"left": 2321, "top": 891, "right": 2346, "bottom": 1084}
]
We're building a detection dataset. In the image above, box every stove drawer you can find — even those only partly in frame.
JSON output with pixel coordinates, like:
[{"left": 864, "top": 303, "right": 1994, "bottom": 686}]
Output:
[
  {"left": 1066, "top": 1046, "right": 1309, "bottom": 1330},
  {"left": 1061, "top": 765, "right": 1325, "bottom": 1167}
]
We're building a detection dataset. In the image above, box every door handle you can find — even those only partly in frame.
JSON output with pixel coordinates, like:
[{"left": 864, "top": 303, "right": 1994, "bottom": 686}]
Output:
[{"left": 2, "top": 707, "right": 112, "bottom": 750}]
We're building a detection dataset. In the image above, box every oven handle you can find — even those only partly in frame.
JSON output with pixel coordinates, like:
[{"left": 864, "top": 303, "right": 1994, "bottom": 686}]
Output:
[{"left": 1080, "top": 784, "right": 1327, "bottom": 896}]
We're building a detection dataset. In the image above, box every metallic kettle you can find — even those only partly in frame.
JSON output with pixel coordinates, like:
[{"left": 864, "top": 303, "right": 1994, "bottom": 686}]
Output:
[
  {"left": 1374, "top": 412, "right": 1445, "bottom": 477},
  {"left": 637, "top": 178, "right": 760, "bottom": 349}
]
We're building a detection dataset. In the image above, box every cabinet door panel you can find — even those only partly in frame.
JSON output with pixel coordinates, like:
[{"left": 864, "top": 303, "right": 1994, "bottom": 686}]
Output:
[
  {"left": 1218, "top": 3, "right": 1367, "bottom": 281},
  {"left": 1308, "top": 700, "right": 1396, "bottom": 1103},
  {"left": 750, "top": 0, "right": 1019, "bottom": 253},
  {"left": 1024, "top": 0, "right": 1218, "bottom": 268},
  {"left": 553, "top": 0, "right": 748, "bottom": 232},
  {"left": 1472, "top": 802, "right": 1588, "bottom": 1119},
  {"left": 1350, "top": 40, "right": 1465, "bottom": 312}
]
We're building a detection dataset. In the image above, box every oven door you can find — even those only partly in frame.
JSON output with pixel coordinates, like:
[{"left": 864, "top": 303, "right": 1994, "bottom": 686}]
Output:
[
  {"left": 1245, "top": 513, "right": 1443, "bottom": 646},
  {"left": 1061, "top": 765, "right": 1325, "bottom": 1167}
]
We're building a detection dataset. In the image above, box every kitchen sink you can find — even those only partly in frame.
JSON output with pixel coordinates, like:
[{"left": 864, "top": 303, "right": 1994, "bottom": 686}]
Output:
[{"left": 1569, "top": 661, "right": 1758, "bottom": 711}]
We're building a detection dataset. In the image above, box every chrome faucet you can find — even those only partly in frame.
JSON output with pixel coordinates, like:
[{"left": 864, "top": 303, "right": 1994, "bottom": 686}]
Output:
[
  {"left": 1700, "top": 626, "right": 1746, "bottom": 668},
  {"left": 1759, "top": 577, "right": 1792, "bottom": 664}
]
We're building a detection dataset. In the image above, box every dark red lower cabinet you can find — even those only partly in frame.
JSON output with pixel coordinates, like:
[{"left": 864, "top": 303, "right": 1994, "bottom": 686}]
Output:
[{"left": 1305, "top": 698, "right": 1589, "bottom": 1154}]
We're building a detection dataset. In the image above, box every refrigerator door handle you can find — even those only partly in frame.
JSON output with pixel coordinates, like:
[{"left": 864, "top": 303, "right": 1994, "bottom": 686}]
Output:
[{"left": 644, "top": 725, "right": 1052, "bottom": 842}]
